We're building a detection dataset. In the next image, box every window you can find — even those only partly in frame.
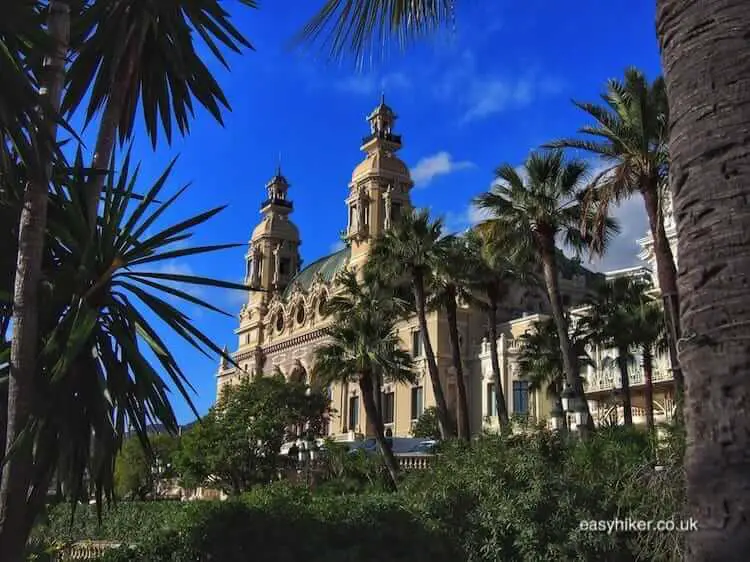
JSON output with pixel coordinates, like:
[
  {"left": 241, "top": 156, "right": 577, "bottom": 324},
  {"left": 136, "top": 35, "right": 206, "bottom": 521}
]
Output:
[
  {"left": 381, "top": 391, "right": 395, "bottom": 424},
  {"left": 296, "top": 304, "right": 305, "bottom": 325},
  {"left": 348, "top": 396, "right": 359, "bottom": 430},
  {"left": 411, "top": 386, "right": 424, "bottom": 420},
  {"left": 486, "top": 383, "right": 497, "bottom": 417},
  {"left": 245, "top": 333, "right": 250, "bottom": 345},
  {"left": 275, "top": 312, "right": 284, "bottom": 333},
  {"left": 513, "top": 380, "right": 530, "bottom": 415},
  {"left": 280, "top": 257, "right": 290, "bottom": 276},
  {"left": 391, "top": 202, "right": 402, "bottom": 223},
  {"left": 411, "top": 330, "right": 424, "bottom": 358},
  {"left": 318, "top": 295, "right": 328, "bottom": 316}
]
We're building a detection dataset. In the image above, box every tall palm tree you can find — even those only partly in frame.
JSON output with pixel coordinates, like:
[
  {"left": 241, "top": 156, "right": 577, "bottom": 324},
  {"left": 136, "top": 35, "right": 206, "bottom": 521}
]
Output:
[
  {"left": 368, "top": 208, "right": 456, "bottom": 438},
  {"left": 544, "top": 68, "right": 683, "bottom": 407},
  {"left": 475, "top": 150, "right": 619, "bottom": 417},
  {"left": 62, "top": 0, "right": 256, "bottom": 227},
  {"left": 462, "top": 227, "right": 536, "bottom": 433},
  {"left": 516, "top": 317, "right": 592, "bottom": 423},
  {"left": 657, "top": 3, "right": 750, "bottom": 558},
  {"left": 1, "top": 153, "right": 255, "bottom": 558},
  {"left": 629, "top": 295, "right": 666, "bottom": 433},
  {"left": 427, "top": 235, "right": 470, "bottom": 440},
  {"left": 0, "top": 3, "right": 70, "bottom": 558},
  {"left": 581, "top": 277, "right": 643, "bottom": 426},
  {"left": 314, "top": 269, "right": 415, "bottom": 489}
]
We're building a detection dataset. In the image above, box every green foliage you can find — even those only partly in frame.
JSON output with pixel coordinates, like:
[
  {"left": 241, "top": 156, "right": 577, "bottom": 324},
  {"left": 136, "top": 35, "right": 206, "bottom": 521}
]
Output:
[
  {"left": 1, "top": 151, "right": 253, "bottom": 508},
  {"left": 31, "top": 428, "right": 684, "bottom": 562},
  {"left": 173, "top": 375, "right": 329, "bottom": 495},
  {"left": 114, "top": 434, "right": 178, "bottom": 500},
  {"left": 315, "top": 441, "right": 392, "bottom": 495},
  {"left": 411, "top": 407, "right": 440, "bottom": 439}
]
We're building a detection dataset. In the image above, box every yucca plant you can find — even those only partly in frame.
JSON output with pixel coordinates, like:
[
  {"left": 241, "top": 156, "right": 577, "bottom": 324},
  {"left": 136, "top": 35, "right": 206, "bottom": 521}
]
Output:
[{"left": 0, "top": 150, "right": 254, "bottom": 550}]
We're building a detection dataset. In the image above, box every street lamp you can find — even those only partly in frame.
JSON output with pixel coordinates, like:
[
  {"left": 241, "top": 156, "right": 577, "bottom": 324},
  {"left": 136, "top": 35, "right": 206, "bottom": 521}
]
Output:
[
  {"left": 549, "top": 403, "right": 564, "bottom": 431},
  {"left": 560, "top": 383, "right": 574, "bottom": 413}
]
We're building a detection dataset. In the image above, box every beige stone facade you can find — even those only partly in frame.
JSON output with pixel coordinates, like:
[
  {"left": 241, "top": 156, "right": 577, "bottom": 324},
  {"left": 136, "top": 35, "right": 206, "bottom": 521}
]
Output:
[{"left": 216, "top": 100, "right": 677, "bottom": 439}]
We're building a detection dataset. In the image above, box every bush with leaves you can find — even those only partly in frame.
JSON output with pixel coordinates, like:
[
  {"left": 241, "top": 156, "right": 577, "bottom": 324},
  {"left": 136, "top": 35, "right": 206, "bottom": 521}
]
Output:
[
  {"left": 173, "top": 374, "right": 329, "bottom": 495},
  {"left": 411, "top": 407, "right": 440, "bottom": 439},
  {"left": 114, "top": 433, "right": 178, "bottom": 500}
]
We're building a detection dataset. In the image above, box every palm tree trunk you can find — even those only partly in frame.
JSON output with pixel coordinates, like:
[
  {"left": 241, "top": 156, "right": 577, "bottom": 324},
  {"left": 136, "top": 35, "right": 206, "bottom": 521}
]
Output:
[
  {"left": 445, "top": 285, "right": 470, "bottom": 440},
  {"left": 359, "top": 377, "right": 398, "bottom": 491},
  {"left": 85, "top": 30, "right": 143, "bottom": 229},
  {"left": 487, "top": 301, "right": 510, "bottom": 432},
  {"left": 616, "top": 348, "right": 633, "bottom": 426},
  {"left": 657, "top": 3, "right": 750, "bottom": 558},
  {"left": 538, "top": 245, "right": 593, "bottom": 427},
  {"left": 412, "top": 271, "right": 455, "bottom": 438},
  {"left": 642, "top": 346, "right": 655, "bottom": 433},
  {"left": 640, "top": 185, "right": 683, "bottom": 411},
  {"left": 0, "top": 3, "right": 69, "bottom": 560}
]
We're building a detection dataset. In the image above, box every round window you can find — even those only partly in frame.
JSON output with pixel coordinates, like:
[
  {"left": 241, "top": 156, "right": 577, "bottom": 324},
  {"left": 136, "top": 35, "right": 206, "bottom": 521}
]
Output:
[
  {"left": 275, "top": 311, "right": 284, "bottom": 333},
  {"left": 296, "top": 304, "right": 305, "bottom": 325}
]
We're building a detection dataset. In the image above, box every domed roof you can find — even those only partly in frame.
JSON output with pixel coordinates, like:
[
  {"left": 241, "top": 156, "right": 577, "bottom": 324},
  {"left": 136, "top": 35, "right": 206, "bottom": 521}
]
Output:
[
  {"left": 251, "top": 214, "right": 299, "bottom": 241},
  {"left": 351, "top": 151, "right": 410, "bottom": 181},
  {"left": 281, "top": 246, "right": 351, "bottom": 299}
]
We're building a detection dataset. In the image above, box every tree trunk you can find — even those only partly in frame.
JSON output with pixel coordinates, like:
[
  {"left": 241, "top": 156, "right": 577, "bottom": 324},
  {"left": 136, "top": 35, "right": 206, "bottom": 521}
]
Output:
[
  {"left": 538, "top": 243, "right": 593, "bottom": 430},
  {"left": 0, "top": 3, "right": 70, "bottom": 560},
  {"left": 657, "top": 1, "right": 750, "bottom": 558},
  {"left": 642, "top": 346, "right": 655, "bottom": 433},
  {"left": 359, "top": 377, "right": 399, "bottom": 491},
  {"left": 616, "top": 348, "right": 633, "bottom": 426},
  {"left": 487, "top": 301, "right": 510, "bottom": 432},
  {"left": 412, "top": 271, "right": 455, "bottom": 438},
  {"left": 85, "top": 29, "right": 143, "bottom": 229},
  {"left": 445, "top": 285, "right": 470, "bottom": 440},
  {"left": 640, "top": 185, "right": 684, "bottom": 411}
]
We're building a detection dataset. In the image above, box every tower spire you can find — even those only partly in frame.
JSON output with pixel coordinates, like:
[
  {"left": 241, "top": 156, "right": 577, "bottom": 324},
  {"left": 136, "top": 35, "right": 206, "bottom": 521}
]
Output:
[{"left": 276, "top": 151, "right": 282, "bottom": 176}]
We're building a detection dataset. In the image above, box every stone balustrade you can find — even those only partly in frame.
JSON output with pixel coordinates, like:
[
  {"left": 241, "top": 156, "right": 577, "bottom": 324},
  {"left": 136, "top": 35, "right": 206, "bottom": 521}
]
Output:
[
  {"left": 55, "top": 541, "right": 128, "bottom": 561},
  {"left": 396, "top": 454, "right": 433, "bottom": 471},
  {"left": 585, "top": 366, "right": 673, "bottom": 393}
]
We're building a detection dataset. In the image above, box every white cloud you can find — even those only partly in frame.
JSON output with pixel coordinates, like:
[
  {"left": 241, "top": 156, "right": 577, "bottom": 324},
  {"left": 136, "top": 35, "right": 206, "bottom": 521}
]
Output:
[
  {"left": 461, "top": 75, "right": 563, "bottom": 123},
  {"left": 334, "top": 72, "right": 411, "bottom": 96},
  {"left": 410, "top": 151, "right": 474, "bottom": 188}
]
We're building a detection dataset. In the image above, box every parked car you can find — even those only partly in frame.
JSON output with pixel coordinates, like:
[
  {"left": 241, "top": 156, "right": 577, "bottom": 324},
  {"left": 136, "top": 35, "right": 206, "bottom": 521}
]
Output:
[
  {"left": 408, "top": 440, "right": 439, "bottom": 454},
  {"left": 347, "top": 437, "right": 432, "bottom": 455}
]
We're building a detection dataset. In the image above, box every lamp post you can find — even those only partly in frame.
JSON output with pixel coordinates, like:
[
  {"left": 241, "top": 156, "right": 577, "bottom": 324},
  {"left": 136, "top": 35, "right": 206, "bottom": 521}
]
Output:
[
  {"left": 549, "top": 403, "right": 564, "bottom": 432},
  {"left": 557, "top": 383, "right": 588, "bottom": 436}
]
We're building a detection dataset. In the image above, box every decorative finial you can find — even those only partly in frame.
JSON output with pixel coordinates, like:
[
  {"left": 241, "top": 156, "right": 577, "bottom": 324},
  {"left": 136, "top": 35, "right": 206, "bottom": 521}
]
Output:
[
  {"left": 276, "top": 152, "right": 282, "bottom": 176},
  {"left": 380, "top": 91, "right": 385, "bottom": 106}
]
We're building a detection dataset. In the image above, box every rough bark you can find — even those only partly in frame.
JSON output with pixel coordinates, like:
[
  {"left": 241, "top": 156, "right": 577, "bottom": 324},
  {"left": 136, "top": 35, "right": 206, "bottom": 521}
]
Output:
[
  {"left": 641, "top": 185, "right": 684, "bottom": 409},
  {"left": 445, "top": 285, "right": 470, "bottom": 440},
  {"left": 412, "top": 271, "right": 455, "bottom": 438},
  {"left": 360, "top": 377, "right": 398, "bottom": 490},
  {"left": 487, "top": 301, "right": 510, "bottom": 432},
  {"left": 0, "top": 3, "right": 69, "bottom": 560},
  {"left": 616, "top": 349, "right": 633, "bottom": 426},
  {"left": 642, "top": 346, "right": 655, "bottom": 433},
  {"left": 657, "top": 0, "right": 750, "bottom": 559}
]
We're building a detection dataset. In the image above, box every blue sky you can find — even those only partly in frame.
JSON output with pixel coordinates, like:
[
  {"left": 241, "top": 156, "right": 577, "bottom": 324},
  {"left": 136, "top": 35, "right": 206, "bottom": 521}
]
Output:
[{"left": 73, "top": 0, "right": 662, "bottom": 423}]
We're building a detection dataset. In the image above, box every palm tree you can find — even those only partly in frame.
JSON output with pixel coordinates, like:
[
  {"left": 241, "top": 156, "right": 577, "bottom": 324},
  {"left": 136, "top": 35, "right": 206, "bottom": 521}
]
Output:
[
  {"left": 656, "top": 4, "right": 750, "bottom": 558},
  {"left": 581, "top": 277, "right": 643, "bottom": 426},
  {"left": 62, "top": 0, "right": 256, "bottom": 227},
  {"left": 314, "top": 269, "right": 415, "bottom": 489},
  {"left": 516, "top": 317, "right": 591, "bottom": 423},
  {"left": 368, "top": 208, "right": 456, "bottom": 438},
  {"left": 462, "top": 227, "right": 536, "bottom": 433},
  {"left": 629, "top": 295, "right": 666, "bottom": 433},
  {"left": 475, "top": 150, "right": 619, "bottom": 418},
  {"left": 544, "top": 68, "right": 683, "bottom": 407},
  {"left": 0, "top": 153, "right": 255, "bottom": 557},
  {"left": 427, "top": 235, "right": 471, "bottom": 439},
  {"left": 0, "top": 3, "right": 70, "bottom": 557}
]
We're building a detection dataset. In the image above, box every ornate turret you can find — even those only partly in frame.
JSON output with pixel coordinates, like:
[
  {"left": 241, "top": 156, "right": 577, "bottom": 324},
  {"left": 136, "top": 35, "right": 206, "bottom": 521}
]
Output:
[
  {"left": 346, "top": 95, "right": 413, "bottom": 272},
  {"left": 237, "top": 166, "right": 302, "bottom": 355}
]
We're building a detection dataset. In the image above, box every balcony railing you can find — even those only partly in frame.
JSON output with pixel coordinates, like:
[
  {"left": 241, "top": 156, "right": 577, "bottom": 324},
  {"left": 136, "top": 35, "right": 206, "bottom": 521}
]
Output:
[
  {"left": 54, "top": 541, "right": 129, "bottom": 560},
  {"left": 584, "top": 366, "right": 674, "bottom": 393},
  {"left": 260, "top": 198, "right": 293, "bottom": 209},
  {"left": 361, "top": 132, "right": 402, "bottom": 145}
]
